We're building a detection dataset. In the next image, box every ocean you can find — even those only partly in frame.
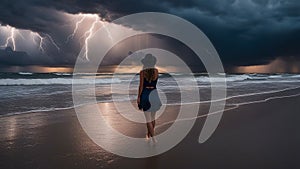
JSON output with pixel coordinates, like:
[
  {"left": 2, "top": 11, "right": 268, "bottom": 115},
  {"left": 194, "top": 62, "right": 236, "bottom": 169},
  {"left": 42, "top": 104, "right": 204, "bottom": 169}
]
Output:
[{"left": 1, "top": 72, "right": 300, "bottom": 116}]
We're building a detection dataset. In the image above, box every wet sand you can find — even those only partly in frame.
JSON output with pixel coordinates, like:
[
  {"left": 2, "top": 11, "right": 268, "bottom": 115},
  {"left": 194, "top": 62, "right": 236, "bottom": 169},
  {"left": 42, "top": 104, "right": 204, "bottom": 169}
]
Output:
[{"left": 0, "top": 90, "right": 300, "bottom": 169}]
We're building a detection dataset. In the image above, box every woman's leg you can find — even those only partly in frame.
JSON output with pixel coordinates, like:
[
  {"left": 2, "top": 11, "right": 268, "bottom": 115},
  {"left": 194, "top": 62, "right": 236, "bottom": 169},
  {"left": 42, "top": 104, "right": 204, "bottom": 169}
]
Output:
[
  {"left": 150, "top": 112, "right": 158, "bottom": 143},
  {"left": 144, "top": 112, "right": 154, "bottom": 137},
  {"left": 146, "top": 123, "right": 154, "bottom": 137},
  {"left": 151, "top": 111, "right": 156, "bottom": 128}
]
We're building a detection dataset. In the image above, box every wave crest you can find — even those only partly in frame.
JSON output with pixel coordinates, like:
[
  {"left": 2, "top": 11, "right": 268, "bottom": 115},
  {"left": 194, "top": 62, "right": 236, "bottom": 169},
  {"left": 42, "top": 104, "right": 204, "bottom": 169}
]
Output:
[{"left": 0, "top": 78, "right": 121, "bottom": 86}]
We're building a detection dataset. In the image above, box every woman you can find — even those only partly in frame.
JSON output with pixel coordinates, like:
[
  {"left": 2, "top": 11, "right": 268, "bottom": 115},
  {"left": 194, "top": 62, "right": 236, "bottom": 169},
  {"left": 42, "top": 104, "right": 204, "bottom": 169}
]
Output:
[{"left": 137, "top": 54, "right": 162, "bottom": 142}]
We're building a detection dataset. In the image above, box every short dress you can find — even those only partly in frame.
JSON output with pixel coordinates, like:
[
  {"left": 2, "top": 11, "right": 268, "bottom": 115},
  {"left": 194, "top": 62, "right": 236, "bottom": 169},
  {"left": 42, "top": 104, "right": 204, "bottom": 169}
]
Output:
[{"left": 138, "top": 77, "right": 162, "bottom": 112}]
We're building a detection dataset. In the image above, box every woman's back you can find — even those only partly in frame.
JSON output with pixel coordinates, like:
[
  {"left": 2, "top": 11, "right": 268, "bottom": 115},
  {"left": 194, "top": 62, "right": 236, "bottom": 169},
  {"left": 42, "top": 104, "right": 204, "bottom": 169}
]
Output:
[
  {"left": 143, "top": 77, "right": 158, "bottom": 89},
  {"left": 142, "top": 68, "right": 158, "bottom": 89}
]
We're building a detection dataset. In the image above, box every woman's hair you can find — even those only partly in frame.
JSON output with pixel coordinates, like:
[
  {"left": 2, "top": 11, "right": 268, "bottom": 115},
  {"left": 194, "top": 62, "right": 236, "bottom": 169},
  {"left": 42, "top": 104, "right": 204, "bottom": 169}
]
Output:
[{"left": 143, "top": 68, "right": 156, "bottom": 82}]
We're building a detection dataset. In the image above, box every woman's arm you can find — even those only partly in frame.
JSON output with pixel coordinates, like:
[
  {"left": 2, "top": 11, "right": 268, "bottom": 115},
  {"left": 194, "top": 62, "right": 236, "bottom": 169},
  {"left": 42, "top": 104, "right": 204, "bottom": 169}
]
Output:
[
  {"left": 155, "top": 68, "right": 159, "bottom": 79},
  {"left": 137, "top": 70, "right": 144, "bottom": 104}
]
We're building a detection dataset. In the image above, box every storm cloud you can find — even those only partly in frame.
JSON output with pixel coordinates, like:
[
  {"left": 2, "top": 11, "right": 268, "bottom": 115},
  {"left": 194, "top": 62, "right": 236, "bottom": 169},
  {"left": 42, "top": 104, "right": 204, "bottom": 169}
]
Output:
[{"left": 0, "top": 0, "right": 299, "bottom": 69}]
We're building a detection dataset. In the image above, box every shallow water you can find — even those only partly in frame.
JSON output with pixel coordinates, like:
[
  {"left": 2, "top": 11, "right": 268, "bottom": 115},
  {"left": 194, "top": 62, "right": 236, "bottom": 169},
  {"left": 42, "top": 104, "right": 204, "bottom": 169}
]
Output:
[{"left": 1, "top": 72, "right": 300, "bottom": 116}]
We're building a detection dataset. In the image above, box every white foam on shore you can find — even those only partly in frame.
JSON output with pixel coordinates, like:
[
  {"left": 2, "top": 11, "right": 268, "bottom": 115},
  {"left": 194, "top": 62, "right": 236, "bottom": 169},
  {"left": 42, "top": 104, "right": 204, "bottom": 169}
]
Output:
[
  {"left": 54, "top": 73, "right": 72, "bottom": 76},
  {"left": 0, "top": 78, "right": 121, "bottom": 85},
  {"left": 18, "top": 72, "right": 33, "bottom": 75},
  {"left": 193, "top": 74, "right": 300, "bottom": 83},
  {"left": 195, "top": 74, "right": 251, "bottom": 82},
  {"left": 165, "top": 86, "right": 300, "bottom": 105},
  {"left": 156, "top": 92, "right": 300, "bottom": 129},
  {"left": 1, "top": 85, "right": 300, "bottom": 119}
]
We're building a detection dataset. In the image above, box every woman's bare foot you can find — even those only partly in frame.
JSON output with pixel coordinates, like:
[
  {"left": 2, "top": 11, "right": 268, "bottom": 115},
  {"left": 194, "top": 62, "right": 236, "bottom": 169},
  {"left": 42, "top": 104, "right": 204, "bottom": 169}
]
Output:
[
  {"left": 151, "top": 137, "right": 158, "bottom": 144},
  {"left": 146, "top": 132, "right": 151, "bottom": 139}
]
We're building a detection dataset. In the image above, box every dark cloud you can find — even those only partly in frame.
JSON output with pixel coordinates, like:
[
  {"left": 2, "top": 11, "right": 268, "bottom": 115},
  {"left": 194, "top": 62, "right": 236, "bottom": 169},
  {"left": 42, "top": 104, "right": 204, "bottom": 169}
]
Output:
[
  {"left": 0, "top": 47, "right": 42, "bottom": 65},
  {"left": 166, "top": 0, "right": 300, "bottom": 65},
  {"left": 0, "top": 0, "right": 300, "bottom": 69}
]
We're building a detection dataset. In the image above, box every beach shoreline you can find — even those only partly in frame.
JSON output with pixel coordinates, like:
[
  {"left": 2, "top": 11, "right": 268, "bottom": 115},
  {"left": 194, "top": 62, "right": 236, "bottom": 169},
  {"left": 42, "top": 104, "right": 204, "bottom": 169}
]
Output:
[{"left": 1, "top": 90, "right": 300, "bottom": 169}]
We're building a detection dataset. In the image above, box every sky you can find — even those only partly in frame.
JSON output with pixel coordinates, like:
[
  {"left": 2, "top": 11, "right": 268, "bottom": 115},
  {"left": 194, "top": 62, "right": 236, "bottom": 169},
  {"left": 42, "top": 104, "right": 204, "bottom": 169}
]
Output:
[{"left": 0, "top": 0, "right": 300, "bottom": 73}]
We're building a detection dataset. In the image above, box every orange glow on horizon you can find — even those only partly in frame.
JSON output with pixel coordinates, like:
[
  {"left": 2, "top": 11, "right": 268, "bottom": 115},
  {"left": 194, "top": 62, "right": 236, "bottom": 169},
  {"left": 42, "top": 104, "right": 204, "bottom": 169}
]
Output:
[
  {"left": 6, "top": 66, "right": 74, "bottom": 73},
  {"left": 235, "top": 57, "right": 300, "bottom": 73},
  {"left": 40, "top": 67, "right": 74, "bottom": 73}
]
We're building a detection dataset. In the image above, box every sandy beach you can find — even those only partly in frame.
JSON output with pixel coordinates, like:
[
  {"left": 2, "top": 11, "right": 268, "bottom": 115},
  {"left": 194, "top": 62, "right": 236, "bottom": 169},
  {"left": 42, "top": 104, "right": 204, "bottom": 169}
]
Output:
[{"left": 1, "top": 87, "right": 299, "bottom": 169}]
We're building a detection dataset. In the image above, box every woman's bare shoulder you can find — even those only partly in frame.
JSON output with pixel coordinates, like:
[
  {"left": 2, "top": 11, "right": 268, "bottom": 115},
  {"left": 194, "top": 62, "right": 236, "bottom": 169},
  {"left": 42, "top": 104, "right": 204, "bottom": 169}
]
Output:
[{"left": 154, "top": 68, "right": 159, "bottom": 79}]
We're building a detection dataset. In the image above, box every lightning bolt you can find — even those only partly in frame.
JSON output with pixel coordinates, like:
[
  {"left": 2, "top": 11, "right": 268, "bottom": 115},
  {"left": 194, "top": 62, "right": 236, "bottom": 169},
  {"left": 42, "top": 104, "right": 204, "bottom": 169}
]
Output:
[
  {"left": 45, "top": 34, "right": 60, "bottom": 51},
  {"left": 0, "top": 24, "right": 60, "bottom": 53},
  {"left": 100, "top": 21, "right": 114, "bottom": 43},
  {"left": 82, "top": 15, "right": 99, "bottom": 61},
  {"left": 65, "top": 15, "right": 86, "bottom": 43},
  {"left": 31, "top": 32, "right": 45, "bottom": 52},
  {"left": 66, "top": 13, "right": 114, "bottom": 61},
  {"left": 0, "top": 26, "right": 16, "bottom": 50},
  {"left": 30, "top": 32, "right": 60, "bottom": 53}
]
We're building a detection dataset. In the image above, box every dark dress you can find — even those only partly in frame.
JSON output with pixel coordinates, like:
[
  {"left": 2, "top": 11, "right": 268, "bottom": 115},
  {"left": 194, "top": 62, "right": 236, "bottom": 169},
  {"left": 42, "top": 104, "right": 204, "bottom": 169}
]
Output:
[{"left": 139, "top": 77, "right": 162, "bottom": 112}]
